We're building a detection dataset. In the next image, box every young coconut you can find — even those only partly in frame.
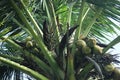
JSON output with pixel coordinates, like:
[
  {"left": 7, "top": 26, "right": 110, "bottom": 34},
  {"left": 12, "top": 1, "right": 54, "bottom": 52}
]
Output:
[
  {"left": 104, "top": 64, "right": 115, "bottom": 72},
  {"left": 86, "top": 38, "right": 97, "bottom": 48},
  {"left": 93, "top": 45, "right": 103, "bottom": 54},
  {"left": 25, "top": 36, "right": 32, "bottom": 41},
  {"left": 33, "top": 47, "right": 39, "bottom": 53},
  {"left": 113, "top": 68, "right": 120, "bottom": 80},
  {"left": 25, "top": 36, "right": 33, "bottom": 48},
  {"left": 82, "top": 46, "right": 91, "bottom": 55},
  {"left": 26, "top": 41, "right": 33, "bottom": 48},
  {"left": 75, "top": 40, "right": 87, "bottom": 49}
]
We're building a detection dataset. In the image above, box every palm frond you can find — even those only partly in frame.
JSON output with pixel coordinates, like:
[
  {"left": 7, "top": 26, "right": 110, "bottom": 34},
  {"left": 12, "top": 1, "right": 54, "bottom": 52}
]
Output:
[
  {"left": 0, "top": 65, "right": 13, "bottom": 80},
  {"left": 85, "top": 0, "right": 120, "bottom": 41},
  {"left": 0, "top": 0, "right": 120, "bottom": 80}
]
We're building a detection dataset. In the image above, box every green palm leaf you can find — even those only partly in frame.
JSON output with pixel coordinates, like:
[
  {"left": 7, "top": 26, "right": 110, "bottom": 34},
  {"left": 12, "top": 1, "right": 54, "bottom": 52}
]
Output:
[{"left": 0, "top": 0, "right": 120, "bottom": 80}]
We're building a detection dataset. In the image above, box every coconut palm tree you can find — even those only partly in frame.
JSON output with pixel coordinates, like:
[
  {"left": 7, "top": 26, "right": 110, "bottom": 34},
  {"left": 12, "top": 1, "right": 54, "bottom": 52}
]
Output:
[{"left": 0, "top": 0, "right": 120, "bottom": 80}]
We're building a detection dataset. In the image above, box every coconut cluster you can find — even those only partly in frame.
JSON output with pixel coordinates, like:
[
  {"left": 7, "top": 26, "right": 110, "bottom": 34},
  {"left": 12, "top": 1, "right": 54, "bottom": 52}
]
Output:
[
  {"left": 75, "top": 38, "right": 103, "bottom": 56},
  {"left": 25, "top": 36, "right": 33, "bottom": 48}
]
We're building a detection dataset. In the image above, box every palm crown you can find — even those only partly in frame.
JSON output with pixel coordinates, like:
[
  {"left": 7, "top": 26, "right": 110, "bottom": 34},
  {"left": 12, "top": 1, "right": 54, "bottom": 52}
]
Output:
[{"left": 0, "top": 0, "right": 120, "bottom": 80}]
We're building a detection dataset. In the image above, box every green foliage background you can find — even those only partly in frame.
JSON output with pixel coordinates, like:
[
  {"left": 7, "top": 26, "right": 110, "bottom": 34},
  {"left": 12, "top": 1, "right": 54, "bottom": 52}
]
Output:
[{"left": 0, "top": 0, "right": 120, "bottom": 80}]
